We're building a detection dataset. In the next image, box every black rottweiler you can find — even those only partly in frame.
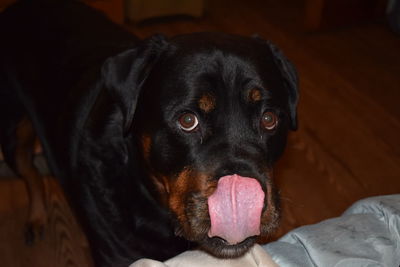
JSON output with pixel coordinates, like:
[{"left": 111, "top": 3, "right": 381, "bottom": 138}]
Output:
[{"left": 0, "top": 0, "right": 298, "bottom": 266}]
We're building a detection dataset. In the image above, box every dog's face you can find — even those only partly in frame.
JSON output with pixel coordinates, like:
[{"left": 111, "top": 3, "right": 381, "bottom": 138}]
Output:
[{"left": 107, "top": 33, "right": 298, "bottom": 258}]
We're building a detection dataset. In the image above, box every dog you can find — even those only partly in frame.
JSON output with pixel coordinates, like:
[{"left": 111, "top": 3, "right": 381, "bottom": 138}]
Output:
[{"left": 0, "top": 0, "right": 299, "bottom": 266}]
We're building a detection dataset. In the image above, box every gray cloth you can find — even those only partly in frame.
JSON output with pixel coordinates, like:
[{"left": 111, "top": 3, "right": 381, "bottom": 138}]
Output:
[{"left": 264, "top": 195, "right": 400, "bottom": 267}]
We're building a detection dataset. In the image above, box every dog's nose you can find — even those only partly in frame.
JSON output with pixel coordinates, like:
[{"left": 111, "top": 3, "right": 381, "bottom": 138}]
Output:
[{"left": 214, "top": 161, "right": 255, "bottom": 180}]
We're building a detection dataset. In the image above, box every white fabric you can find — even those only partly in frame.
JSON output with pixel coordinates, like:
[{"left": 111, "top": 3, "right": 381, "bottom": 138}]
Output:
[{"left": 130, "top": 244, "right": 277, "bottom": 267}]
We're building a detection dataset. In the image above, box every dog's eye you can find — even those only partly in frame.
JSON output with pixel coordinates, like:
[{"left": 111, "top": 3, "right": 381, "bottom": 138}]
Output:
[
  {"left": 178, "top": 113, "right": 199, "bottom": 132},
  {"left": 261, "top": 111, "right": 278, "bottom": 130}
]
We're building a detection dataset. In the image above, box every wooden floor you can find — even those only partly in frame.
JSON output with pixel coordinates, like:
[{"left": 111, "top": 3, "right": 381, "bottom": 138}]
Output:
[
  {"left": 0, "top": 177, "right": 94, "bottom": 267},
  {"left": 1, "top": 0, "right": 400, "bottom": 266}
]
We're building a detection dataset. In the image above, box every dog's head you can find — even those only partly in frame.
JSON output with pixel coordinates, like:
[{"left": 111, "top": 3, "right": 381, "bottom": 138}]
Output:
[{"left": 103, "top": 32, "right": 298, "bottom": 257}]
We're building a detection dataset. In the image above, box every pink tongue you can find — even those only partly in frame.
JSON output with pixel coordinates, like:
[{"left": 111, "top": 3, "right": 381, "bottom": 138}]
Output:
[{"left": 207, "top": 174, "right": 265, "bottom": 245}]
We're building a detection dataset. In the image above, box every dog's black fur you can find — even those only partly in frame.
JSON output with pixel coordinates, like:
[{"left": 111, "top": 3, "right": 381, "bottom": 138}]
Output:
[{"left": 0, "top": 0, "right": 299, "bottom": 266}]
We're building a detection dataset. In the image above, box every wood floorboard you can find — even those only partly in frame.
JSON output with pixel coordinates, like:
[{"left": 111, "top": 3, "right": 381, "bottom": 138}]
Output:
[
  {"left": 0, "top": 178, "right": 93, "bottom": 267},
  {"left": 1, "top": 0, "right": 399, "bottom": 265}
]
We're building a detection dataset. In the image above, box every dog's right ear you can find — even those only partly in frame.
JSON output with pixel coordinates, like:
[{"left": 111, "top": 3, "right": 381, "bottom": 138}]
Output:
[{"left": 101, "top": 34, "right": 168, "bottom": 135}]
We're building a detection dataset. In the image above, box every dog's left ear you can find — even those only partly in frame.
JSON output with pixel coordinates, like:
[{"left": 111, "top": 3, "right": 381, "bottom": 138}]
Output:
[
  {"left": 266, "top": 41, "right": 299, "bottom": 131},
  {"left": 102, "top": 34, "right": 168, "bottom": 135}
]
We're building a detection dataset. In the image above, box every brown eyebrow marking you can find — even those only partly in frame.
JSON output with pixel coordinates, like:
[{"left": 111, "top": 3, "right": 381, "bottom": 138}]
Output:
[
  {"left": 248, "top": 88, "right": 262, "bottom": 102},
  {"left": 198, "top": 93, "right": 216, "bottom": 113}
]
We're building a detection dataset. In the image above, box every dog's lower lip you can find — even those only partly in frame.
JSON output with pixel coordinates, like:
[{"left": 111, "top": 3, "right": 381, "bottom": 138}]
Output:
[
  {"left": 200, "top": 235, "right": 257, "bottom": 258},
  {"left": 210, "top": 236, "right": 256, "bottom": 246}
]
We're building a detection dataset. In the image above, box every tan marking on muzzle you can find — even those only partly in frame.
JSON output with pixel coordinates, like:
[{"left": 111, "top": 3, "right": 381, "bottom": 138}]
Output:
[{"left": 168, "top": 169, "right": 215, "bottom": 238}]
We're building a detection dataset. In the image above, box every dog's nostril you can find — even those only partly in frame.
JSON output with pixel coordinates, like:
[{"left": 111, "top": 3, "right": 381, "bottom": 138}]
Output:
[
  {"left": 215, "top": 162, "right": 254, "bottom": 178},
  {"left": 215, "top": 169, "right": 255, "bottom": 181},
  {"left": 215, "top": 169, "right": 232, "bottom": 180}
]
